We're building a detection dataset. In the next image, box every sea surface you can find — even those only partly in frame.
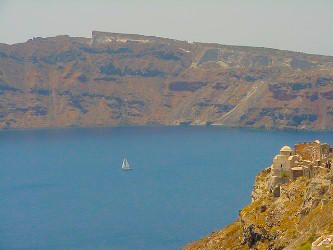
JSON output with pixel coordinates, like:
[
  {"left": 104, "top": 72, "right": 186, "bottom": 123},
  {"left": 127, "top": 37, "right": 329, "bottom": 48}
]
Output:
[{"left": 1, "top": 126, "right": 332, "bottom": 250}]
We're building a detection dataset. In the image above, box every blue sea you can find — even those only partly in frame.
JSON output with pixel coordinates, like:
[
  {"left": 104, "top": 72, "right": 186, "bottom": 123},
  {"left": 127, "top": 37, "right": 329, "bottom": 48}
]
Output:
[{"left": 1, "top": 126, "right": 332, "bottom": 250}]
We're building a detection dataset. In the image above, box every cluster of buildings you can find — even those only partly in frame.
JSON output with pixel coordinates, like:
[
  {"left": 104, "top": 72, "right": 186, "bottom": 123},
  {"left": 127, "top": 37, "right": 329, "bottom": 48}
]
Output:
[{"left": 269, "top": 140, "right": 332, "bottom": 197}]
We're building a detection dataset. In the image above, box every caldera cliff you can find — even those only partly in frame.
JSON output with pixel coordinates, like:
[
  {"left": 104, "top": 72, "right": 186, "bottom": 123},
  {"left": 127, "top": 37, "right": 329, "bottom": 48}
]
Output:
[{"left": 1, "top": 31, "right": 333, "bottom": 130}]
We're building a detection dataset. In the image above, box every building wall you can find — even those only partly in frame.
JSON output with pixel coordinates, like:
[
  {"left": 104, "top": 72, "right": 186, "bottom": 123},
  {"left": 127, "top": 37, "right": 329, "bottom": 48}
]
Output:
[
  {"left": 291, "top": 169, "right": 303, "bottom": 180},
  {"left": 272, "top": 155, "right": 289, "bottom": 177},
  {"left": 295, "top": 142, "right": 321, "bottom": 161},
  {"left": 321, "top": 143, "right": 331, "bottom": 159}
]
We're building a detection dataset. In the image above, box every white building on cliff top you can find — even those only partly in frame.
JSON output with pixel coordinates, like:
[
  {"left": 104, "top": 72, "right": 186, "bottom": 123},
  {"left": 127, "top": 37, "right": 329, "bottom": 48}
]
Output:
[{"left": 269, "top": 141, "right": 332, "bottom": 197}]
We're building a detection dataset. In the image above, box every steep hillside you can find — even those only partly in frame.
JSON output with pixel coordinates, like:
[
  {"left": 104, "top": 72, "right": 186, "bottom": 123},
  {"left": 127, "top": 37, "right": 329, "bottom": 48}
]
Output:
[
  {"left": 1, "top": 31, "right": 333, "bottom": 129},
  {"left": 183, "top": 168, "right": 333, "bottom": 250}
]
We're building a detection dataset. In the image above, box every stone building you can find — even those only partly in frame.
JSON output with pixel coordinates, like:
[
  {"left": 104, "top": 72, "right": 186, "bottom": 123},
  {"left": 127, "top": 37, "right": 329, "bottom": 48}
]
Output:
[
  {"left": 312, "top": 235, "right": 333, "bottom": 249},
  {"left": 269, "top": 140, "right": 332, "bottom": 197},
  {"left": 295, "top": 140, "right": 331, "bottom": 162}
]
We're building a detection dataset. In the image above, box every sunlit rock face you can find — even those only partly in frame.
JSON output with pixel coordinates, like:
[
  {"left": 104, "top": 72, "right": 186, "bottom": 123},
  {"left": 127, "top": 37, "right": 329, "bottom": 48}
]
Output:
[{"left": 1, "top": 31, "right": 333, "bottom": 129}]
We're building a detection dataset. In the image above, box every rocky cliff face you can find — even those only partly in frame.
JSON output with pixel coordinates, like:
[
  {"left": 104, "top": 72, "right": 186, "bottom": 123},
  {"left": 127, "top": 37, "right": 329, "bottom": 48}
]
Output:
[
  {"left": 1, "top": 31, "right": 333, "bottom": 129},
  {"left": 183, "top": 167, "right": 333, "bottom": 250}
]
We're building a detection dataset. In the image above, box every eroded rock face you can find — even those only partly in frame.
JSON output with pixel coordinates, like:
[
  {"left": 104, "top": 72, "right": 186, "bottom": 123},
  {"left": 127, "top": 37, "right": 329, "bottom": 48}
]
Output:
[
  {"left": 300, "top": 176, "right": 331, "bottom": 216},
  {"left": 251, "top": 167, "right": 271, "bottom": 201},
  {"left": 241, "top": 223, "right": 276, "bottom": 248},
  {"left": 1, "top": 31, "right": 333, "bottom": 129}
]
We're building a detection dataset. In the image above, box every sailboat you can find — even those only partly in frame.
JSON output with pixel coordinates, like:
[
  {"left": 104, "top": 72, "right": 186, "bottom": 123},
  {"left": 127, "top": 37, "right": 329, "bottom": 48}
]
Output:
[{"left": 122, "top": 158, "right": 132, "bottom": 171}]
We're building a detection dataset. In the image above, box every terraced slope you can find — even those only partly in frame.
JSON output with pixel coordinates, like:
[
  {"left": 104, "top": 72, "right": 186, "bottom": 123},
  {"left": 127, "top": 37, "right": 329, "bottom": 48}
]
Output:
[{"left": 1, "top": 31, "right": 333, "bottom": 129}]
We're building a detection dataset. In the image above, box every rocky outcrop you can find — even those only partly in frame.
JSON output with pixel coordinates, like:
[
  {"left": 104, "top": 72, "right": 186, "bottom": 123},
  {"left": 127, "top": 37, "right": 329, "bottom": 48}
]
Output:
[
  {"left": 1, "top": 31, "right": 333, "bottom": 130},
  {"left": 183, "top": 167, "right": 333, "bottom": 250}
]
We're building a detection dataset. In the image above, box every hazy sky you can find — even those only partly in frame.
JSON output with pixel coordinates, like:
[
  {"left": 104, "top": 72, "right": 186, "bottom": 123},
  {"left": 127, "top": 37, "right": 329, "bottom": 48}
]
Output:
[{"left": 0, "top": 0, "right": 332, "bottom": 55}]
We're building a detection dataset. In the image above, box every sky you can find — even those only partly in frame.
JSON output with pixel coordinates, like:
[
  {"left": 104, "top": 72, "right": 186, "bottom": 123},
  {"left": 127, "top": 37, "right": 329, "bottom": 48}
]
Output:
[{"left": 0, "top": 0, "right": 332, "bottom": 56}]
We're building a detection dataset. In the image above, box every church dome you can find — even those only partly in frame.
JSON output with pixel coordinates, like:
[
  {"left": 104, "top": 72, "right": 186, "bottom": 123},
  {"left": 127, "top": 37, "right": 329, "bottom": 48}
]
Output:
[{"left": 280, "top": 145, "right": 292, "bottom": 152}]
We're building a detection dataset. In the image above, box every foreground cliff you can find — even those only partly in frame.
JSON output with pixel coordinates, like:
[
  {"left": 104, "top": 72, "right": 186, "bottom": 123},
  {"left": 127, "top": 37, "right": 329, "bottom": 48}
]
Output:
[
  {"left": 183, "top": 165, "right": 333, "bottom": 249},
  {"left": 1, "top": 31, "right": 333, "bottom": 129}
]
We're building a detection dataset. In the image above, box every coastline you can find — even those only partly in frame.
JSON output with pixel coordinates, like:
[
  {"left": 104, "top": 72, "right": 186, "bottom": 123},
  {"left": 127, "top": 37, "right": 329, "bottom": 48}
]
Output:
[{"left": 1, "top": 123, "right": 333, "bottom": 133}]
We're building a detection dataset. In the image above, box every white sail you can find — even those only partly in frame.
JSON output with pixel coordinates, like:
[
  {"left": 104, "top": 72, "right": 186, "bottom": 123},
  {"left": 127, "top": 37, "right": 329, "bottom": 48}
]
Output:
[{"left": 122, "top": 158, "right": 132, "bottom": 170}]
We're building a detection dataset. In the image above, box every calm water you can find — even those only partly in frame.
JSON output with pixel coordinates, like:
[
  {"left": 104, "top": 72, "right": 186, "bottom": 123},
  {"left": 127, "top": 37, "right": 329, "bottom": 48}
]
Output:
[{"left": 1, "top": 126, "right": 332, "bottom": 250}]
